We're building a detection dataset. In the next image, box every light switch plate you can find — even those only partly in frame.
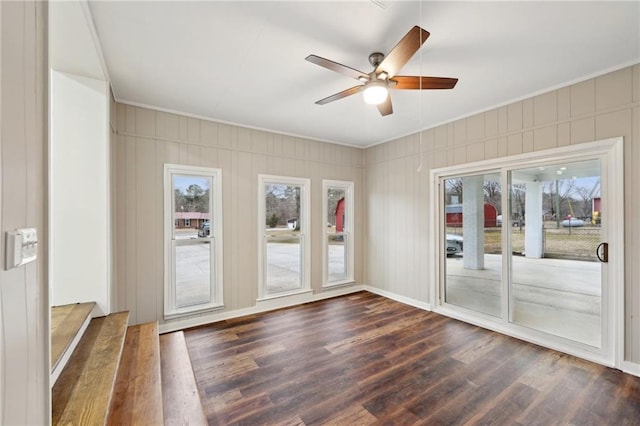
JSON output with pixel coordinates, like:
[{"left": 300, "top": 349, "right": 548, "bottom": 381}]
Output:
[{"left": 5, "top": 228, "right": 38, "bottom": 270}]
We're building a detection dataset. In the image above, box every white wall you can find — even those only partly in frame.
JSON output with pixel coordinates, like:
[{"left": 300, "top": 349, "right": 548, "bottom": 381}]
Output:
[
  {"left": 0, "top": 1, "right": 49, "bottom": 424},
  {"left": 50, "top": 70, "right": 109, "bottom": 314}
]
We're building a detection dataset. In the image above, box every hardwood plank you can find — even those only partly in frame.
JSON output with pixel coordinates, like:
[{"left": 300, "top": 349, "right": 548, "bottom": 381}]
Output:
[
  {"left": 52, "top": 311, "right": 129, "bottom": 425},
  {"left": 108, "top": 321, "right": 140, "bottom": 424},
  {"left": 108, "top": 321, "right": 164, "bottom": 426},
  {"left": 51, "top": 302, "right": 96, "bottom": 372},
  {"left": 184, "top": 292, "right": 640, "bottom": 425},
  {"left": 160, "top": 331, "right": 207, "bottom": 426}
]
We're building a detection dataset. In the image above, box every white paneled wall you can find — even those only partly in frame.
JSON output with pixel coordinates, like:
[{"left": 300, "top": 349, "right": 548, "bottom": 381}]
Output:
[
  {"left": 364, "top": 65, "right": 640, "bottom": 364},
  {"left": 50, "top": 71, "right": 109, "bottom": 314},
  {"left": 0, "top": 1, "right": 49, "bottom": 424},
  {"left": 113, "top": 105, "right": 365, "bottom": 326}
]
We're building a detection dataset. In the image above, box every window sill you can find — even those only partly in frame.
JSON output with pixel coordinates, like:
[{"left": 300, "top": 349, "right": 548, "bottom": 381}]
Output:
[
  {"left": 256, "top": 289, "right": 312, "bottom": 303},
  {"left": 164, "top": 303, "right": 225, "bottom": 321},
  {"left": 322, "top": 280, "right": 355, "bottom": 289}
]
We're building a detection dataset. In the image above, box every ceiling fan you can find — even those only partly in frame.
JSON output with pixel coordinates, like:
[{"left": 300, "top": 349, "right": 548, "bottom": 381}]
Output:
[{"left": 306, "top": 26, "right": 458, "bottom": 116}]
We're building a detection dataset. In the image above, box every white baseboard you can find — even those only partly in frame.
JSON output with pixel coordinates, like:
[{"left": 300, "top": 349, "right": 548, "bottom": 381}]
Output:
[
  {"left": 158, "top": 284, "right": 365, "bottom": 333},
  {"left": 622, "top": 361, "right": 640, "bottom": 377},
  {"left": 364, "top": 285, "right": 432, "bottom": 311}
]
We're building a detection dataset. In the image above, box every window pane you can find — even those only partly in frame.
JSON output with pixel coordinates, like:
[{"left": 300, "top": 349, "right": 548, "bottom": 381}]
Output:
[
  {"left": 264, "top": 183, "right": 301, "bottom": 231},
  {"left": 509, "top": 160, "right": 602, "bottom": 347},
  {"left": 443, "top": 173, "right": 502, "bottom": 317},
  {"left": 175, "top": 241, "right": 212, "bottom": 308},
  {"left": 328, "top": 234, "right": 347, "bottom": 282},
  {"left": 173, "top": 174, "right": 211, "bottom": 239},
  {"left": 266, "top": 237, "right": 302, "bottom": 292},
  {"left": 326, "top": 188, "right": 346, "bottom": 233}
]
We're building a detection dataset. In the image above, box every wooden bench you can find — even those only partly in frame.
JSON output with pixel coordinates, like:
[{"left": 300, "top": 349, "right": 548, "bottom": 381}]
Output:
[
  {"left": 160, "top": 331, "right": 207, "bottom": 425},
  {"left": 108, "top": 321, "right": 164, "bottom": 425},
  {"left": 52, "top": 311, "right": 129, "bottom": 425}
]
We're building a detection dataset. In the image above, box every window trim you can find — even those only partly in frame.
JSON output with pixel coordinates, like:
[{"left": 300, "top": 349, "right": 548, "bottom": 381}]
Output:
[
  {"left": 322, "top": 179, "right": 355, "bottom": 287},
  {"left": 163, "top": 163, "right": 224, "bottom": 319},
  {"left": 257, "top": 174, "right": 311, "bottom": 300}
]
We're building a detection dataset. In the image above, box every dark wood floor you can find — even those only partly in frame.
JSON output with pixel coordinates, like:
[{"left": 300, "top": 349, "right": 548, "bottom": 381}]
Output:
[{"left": 184, "top": 291, "right": 640, "bottom": 425}]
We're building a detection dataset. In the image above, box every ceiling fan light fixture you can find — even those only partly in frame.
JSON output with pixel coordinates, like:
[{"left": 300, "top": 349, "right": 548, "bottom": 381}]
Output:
[{"left": 363, "top": 80, "right": 388, "bottom": 105}]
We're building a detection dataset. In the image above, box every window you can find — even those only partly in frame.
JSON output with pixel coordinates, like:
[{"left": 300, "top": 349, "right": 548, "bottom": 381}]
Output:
[
  {"left": 258, "top": 175, "right": 310, "bottom": 299},
  {"left": 323, "top": 180, "right": 354, "bottom": 286},
  {"left": 442, "top": 172, "right": 502, "bottom": 317},
  {"left": 164, "top": 164, "right": 223, "bottom": 318}
]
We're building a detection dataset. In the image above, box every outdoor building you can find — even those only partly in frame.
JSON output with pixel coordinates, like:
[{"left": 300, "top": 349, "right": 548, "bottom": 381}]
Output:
[
  {"left": 445, "top": 203, "right": 498, "bottom": 228},
  {"left": 174, "top": 212, "right": 210, "bottom": 229},
  {"left": 335, "top": 197, "right": 345, "bottom": 233}
]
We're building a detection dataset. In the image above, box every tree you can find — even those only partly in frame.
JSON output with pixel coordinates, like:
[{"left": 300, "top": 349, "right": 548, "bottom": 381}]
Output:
[
  {"left": 510, "top": 183, "right": 526, "bottom": 228},
  {"left": 575, "top": 186, "right": 593, "bottom": 218},
  {"left": 445, "top": 178, "right": 463, "bottom": 204},
  {"left": 266, "top": 213, "right": 279, "bottom": 228},
  {"left": 483, "top": 181, "right": 502, "bottom": 214},
  {"left": 174, "top": 183, "right": 210, "bottom": 213},
  {"left": 264, "top": 184, "right": 300, "bottom": 228},
  {"left": 174, "top": 188, "right": 186, "bottom": 212}
]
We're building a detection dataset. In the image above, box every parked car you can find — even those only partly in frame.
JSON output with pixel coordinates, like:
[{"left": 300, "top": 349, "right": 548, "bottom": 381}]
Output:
[
  {"left": 446, "top": 234, "right": 463, "bottom": 256},
  {"left": 198, "top": 222, "right": 210, "bottom": 237}
]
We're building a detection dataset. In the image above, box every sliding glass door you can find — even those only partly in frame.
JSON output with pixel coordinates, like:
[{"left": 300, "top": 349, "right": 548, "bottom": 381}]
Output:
[
  {"left": 508, "top": 159, "right": 602, "bottom": 347},
  {"left": 443, "top": 172, "right": 502, "bottom": 318},
  {"left": 434, "top": 139, "right": 623, "bottom": 366}
]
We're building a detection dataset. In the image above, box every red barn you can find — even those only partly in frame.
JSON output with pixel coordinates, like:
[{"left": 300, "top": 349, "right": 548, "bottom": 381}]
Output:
[
  {"left": 335, "top": 197, "right": 345, "bottom": 232},
  {"left": 445, "top": 203, "right": 498, "bottom": 228},
  {"left": 592, "top": 197, "right": 601, "bottom": 215}
]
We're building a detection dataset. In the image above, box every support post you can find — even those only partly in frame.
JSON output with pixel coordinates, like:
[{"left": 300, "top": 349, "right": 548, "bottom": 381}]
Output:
[
  {"left": 524, "top": 181, "right": 544, "bottom": 258},
  {"left": 462, "top": 176, "right": 485, "bottom": 270}
]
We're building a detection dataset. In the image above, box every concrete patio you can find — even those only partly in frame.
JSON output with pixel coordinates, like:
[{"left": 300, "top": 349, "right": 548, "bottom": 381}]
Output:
[{"left": 445, "top": 254, "right": 601, "bottom": 347}]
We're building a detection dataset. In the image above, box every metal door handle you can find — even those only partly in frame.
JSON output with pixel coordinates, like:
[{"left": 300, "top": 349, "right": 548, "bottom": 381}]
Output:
[{"left": 596, "top": 242, "right": 608, "bottom": 263}]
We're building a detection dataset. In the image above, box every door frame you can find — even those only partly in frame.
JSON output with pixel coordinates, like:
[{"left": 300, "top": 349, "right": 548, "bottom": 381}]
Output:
[{"left": 430, "top": 137, "right": 624, "bottom": 368}]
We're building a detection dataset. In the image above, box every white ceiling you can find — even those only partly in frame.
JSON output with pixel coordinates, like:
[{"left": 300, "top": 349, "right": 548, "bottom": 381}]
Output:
[
  {"left": 87, "top": 1, "right": 639, "bottom": 148},
  {"left": 51, "top": 1, "right": 107, "bottom": 81}
]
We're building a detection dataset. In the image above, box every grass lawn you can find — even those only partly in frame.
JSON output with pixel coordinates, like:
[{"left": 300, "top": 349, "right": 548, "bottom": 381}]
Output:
[{"left": 448, "top": 222, "right": 600, "bottom": 260}]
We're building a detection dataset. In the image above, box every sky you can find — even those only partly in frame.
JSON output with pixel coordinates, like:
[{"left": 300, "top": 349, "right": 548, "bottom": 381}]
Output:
[{"left": 173, "top": 175, "right": 210, "bottom": 193}]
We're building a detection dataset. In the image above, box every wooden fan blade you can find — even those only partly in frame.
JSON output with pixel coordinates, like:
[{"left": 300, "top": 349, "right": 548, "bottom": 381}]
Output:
[
  {"left": 390, "top": 76, "right": 458, "bottom": 90},
  {"left": 306, "top": 55, "right": 370, "bottom": 81},
  {"left": 377, "top": 95, "right": 393, "bottom": 116},
  {"left": 375, "top": 26, "right": 430, "bottom": 78},
  {"left": 315, "top": 85, "right": 363, "bottom": 105}
]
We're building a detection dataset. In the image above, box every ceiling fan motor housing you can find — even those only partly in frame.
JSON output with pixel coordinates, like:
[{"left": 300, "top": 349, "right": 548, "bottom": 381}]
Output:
[{"left": 368, "top": 52, "right": 385, "bottom": 68}]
